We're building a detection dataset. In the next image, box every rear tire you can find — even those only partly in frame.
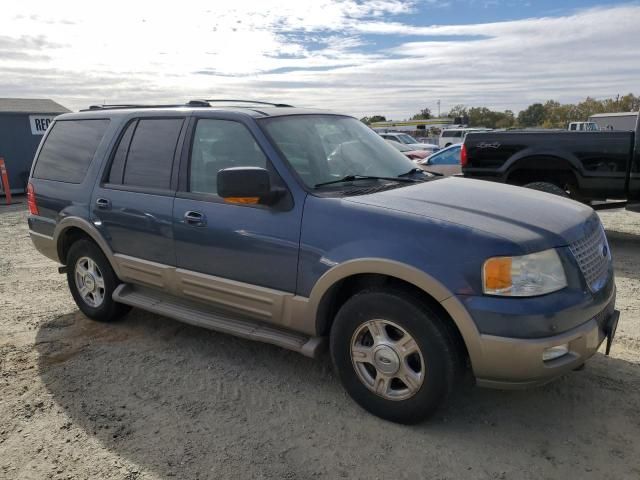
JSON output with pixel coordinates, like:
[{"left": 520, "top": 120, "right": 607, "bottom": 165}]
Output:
[
  {"left": 66, "top": 239, "right": 131, "bottom": 322},
  {"left": 523, "top": 181, "right": 569, "bottom": 197},
  {"left": 330, "top": 288, "right": 462, "bottom": 424}
]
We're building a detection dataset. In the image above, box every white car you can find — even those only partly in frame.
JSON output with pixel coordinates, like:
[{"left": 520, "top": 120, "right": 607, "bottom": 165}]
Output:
[
  {"left": 378, "top": 132, "right": 439, "bottom": 153},
  {"left": 439, "top": 128, "right": 491, "bottom": 148}
]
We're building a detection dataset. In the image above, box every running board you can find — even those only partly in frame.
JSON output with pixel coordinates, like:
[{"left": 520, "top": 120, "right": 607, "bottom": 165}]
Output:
[{"left": 112, "top": 284, "right": 325, "bottom": 358}]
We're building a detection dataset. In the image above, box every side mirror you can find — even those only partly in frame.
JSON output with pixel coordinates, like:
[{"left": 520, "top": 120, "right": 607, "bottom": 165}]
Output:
[{"left": 217, "top": 167, "right": 276, "bottom": 205}]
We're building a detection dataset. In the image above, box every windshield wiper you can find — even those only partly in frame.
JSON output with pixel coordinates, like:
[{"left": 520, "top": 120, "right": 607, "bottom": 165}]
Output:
[
  {"left": 398, "top": 167, "right": 443, "bottom": 178},
  {"left": 315, "top": 175, "right": 419, "bottom": 188}
]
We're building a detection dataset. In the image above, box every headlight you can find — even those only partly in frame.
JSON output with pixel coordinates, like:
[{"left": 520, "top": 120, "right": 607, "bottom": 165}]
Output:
[{"left": 483, "top": 248, "right": 567, "bottom": 296}]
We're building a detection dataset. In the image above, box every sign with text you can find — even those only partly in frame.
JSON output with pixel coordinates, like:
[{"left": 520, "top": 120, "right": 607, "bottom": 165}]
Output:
[{"left": 29, "top": 115, "right": 56, "bottom": 135}]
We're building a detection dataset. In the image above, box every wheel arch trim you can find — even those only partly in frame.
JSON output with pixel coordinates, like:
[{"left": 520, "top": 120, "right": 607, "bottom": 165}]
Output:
[
  {"left": 307, "top": 258, "right": 483, "bottom": 372},
  {"left": 53, "top": 217, "right": 122, "bottom": 277}
]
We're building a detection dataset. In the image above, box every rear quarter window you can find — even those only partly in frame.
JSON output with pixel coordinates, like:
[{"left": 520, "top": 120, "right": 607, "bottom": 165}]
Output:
[{"left": 33, "top": 119, "right": 110, "bottom": 183}]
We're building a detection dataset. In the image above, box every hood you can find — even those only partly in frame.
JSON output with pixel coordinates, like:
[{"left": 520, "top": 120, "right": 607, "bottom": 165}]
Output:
[{"left": 344, "top": 177, "right": 595, "bottom": 253}]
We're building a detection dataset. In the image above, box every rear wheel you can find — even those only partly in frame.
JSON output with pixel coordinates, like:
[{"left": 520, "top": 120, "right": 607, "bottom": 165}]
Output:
[
  {"left": 523, "top": 181, "right": 569, "bottom": 197},
  {"left": 66, "top": 239, "right": 130, "bottom": 322},
  {"left": 330, "top": 289, "right": 462, "bottom": 424}
]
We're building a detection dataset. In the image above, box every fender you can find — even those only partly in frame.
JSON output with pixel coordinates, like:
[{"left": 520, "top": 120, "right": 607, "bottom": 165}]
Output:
[
  {"left": 500, "top": 148, "right": 583, "bottom": 181},
  {"left": 53, "top": 216, "right": 122, "bottom": 278},
  {"left": 306, "top": 258, "right": 483, "bottom": 373}
]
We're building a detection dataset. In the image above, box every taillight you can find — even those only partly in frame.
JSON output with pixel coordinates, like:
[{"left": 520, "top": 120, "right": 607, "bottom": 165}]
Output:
[
  {"left": 460, "top": 144, "right": 468, "bottom": 168},
  {"left": 27, "top": 183, "right": 39, "bottom": 215}
]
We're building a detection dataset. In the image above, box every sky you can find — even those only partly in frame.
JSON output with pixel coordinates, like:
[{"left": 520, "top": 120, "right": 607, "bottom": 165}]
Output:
[{"left": 1, "top": 0, "right": 638, "bottom": 119}]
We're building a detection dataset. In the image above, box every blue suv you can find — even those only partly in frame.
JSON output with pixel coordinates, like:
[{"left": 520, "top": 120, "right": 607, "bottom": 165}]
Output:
[{"left": 28, "top": 100, "right": 619, "bottom": 423}]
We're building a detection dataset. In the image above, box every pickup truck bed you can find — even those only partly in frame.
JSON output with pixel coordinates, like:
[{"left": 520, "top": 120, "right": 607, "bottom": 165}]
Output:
[{"left": 462, "top": 121, "right": 640, "bottom": 207}]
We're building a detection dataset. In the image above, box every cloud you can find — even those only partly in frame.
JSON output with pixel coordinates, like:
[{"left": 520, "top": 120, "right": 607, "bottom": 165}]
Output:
[{"left": 0, "top": 1, "right": 638, "bottom": 118}]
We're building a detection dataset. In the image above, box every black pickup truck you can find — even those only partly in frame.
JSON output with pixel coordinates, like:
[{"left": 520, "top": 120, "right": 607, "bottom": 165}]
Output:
[{"left": 461, "top": 117, "right": 640, "bottom": 211}]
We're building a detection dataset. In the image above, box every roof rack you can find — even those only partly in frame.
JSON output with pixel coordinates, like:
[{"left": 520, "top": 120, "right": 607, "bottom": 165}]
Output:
[
  {"left": 204, "top": 99, "right": 294, "bottom": 108},
  {"left": 81, "top": 99, "right": 294, "bottom": 112}
]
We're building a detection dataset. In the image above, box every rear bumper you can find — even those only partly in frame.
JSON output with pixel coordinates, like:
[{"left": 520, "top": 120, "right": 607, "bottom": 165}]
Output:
[{"left": 29, "top": 229, "right": 59, "bottom": 263}]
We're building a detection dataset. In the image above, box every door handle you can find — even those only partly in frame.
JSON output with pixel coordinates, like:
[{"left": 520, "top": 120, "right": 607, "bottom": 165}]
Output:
[
  {"left": 95, "top": 198, "right": 111, "bottom": 210},
  {"left": 184, "top": 210, "right": 206, "bottom": 226}
]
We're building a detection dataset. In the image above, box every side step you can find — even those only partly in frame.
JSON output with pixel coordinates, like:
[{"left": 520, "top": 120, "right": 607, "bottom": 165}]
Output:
[
  {"left": 113, "top": 284, "right": 325, "bottom": 358},
  {"left": 626, "top": 202, "right": 640, "bottom": 213}
]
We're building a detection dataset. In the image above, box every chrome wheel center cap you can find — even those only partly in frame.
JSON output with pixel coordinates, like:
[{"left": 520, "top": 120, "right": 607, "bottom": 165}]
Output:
[
  {"left": 373, "top": 345, "right": 400, "bottom": 375},
  {"left": 84, "top": 274, "right": 96, "bottom": 292}
]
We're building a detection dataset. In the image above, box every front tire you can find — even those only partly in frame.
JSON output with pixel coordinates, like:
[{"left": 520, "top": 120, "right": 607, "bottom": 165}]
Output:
[
  {"left": 523, "top": 181, "right": 569, "bottom": 197},
  {"left": 66, "top": 239, "right": 131, "bottom": 322},
  {"left": 330, "top": 289, "right": 462, "bottom": 424}
]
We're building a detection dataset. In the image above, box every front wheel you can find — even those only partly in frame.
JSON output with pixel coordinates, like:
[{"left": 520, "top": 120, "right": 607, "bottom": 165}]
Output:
[
  {"left": 330, "top": 289, "right": 462, "bottom": 424},
  {"left": 66, "top": 239, "right": 131, "bottom": 322},
  {"left": 523, "top": 181, "right": 569, "bottom": 197}
]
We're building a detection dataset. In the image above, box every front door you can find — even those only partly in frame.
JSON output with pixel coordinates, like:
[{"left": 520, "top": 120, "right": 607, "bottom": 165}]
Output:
[{"left": 172, "top": 117, "right": 303, "bottom": 307}]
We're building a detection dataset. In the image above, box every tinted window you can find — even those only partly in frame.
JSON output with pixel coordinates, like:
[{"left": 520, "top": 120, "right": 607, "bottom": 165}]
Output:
[
  {"left": 33, "top": 119, "right": 109, "bottom": 183},
  {"left": 122, "top": 118, "right": 183, "bottom": 189},
  {"left": 108, "top": 121, "right": 136, "bottom": 184},
  {"left": 189, "top": 119, "right": 267, "bottom": 195},
  {"left": 429, "top": 146, "right": 461, "bottom": 165}
]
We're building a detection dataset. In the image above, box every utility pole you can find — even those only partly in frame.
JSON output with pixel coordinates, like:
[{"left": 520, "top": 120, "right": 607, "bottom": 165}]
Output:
[{"left": 437, "top": 100, "right": 441, "bottom": 118}]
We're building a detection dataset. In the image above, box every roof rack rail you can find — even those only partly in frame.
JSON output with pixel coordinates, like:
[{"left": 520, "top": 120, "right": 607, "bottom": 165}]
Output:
[
  {"left": 82, "top": 101, "right": 212, "bottom": 112},
  {"left": 80, "top": 99, "right": 293, "bottom": 112},
  {"left": 204, "top": 99, "right": 294, "bottom": 108}
]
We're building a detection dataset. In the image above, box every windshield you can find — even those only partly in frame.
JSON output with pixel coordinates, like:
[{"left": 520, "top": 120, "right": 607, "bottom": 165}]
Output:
[
  {"left": 261, "top": 115, "right": 416, "bottom": 188},
  {"left": 396, "top": 134, "right": 417, "bottom": 144}
]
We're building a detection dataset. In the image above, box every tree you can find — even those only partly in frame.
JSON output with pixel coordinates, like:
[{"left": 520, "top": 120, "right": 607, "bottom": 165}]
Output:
[
  {"left": 447, "top": 104, "right": 467, "bottom": 119},
  {"left": 411, "top": 108, "right": 432, "bottom": 120},
  {"left": 517, "top": 103, "right": 546, "bottom": 127},
  {"left": 359, "top": 115, "right": 386, "bottom": 125}
]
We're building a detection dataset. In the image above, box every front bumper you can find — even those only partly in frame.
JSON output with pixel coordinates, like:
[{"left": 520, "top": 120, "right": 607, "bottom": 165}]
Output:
[
  {"left": 463, "top": 282, "right": 618, "bottom": 389},
  {"left": 474, "top": 307, "right": 618, "bottom": 389}
]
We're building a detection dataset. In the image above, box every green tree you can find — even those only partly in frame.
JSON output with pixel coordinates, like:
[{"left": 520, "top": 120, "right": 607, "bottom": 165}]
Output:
[
  {"left": 517, "top": 103, "right": 546, "bottom": 127},
  {"left": 411, "top": 108, "right": 432, "bottom": 120},
  {"left": 359, "top": 115, "right": 387, "bottom": 125}
]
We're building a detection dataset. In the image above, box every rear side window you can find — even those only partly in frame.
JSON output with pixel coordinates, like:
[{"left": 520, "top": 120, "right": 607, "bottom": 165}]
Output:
[
  {"left": 107, "top": 118, "right": 184, "bottom": 190},
  {"left": 442, "top": 130, "right": 463, "bottom": 138},
  {"left": 33, "top": 119, "right": 109, "bottom": 183}
]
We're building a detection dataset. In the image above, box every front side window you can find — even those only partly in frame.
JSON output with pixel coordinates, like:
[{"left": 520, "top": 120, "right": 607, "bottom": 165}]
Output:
[
  {"left": 189, "top": 119, "right": 267, "bottom": 195},
  {"left": 261, "top": 115, "right": 416, "bottom": 188},
  {"left": 33, "top": 119, "right": 109, "bottom": 183}
]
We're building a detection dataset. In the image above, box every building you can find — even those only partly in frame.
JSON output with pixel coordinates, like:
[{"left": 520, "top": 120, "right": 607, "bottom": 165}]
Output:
[
  {"left": 0, "top": 98, "right": 70, "bottom": 194},
  {"left": 588, "top": 112, "right": 639, "bottom": 131},
  {"left": 370, "top": 117, "right": 454, "bottom": 133}
]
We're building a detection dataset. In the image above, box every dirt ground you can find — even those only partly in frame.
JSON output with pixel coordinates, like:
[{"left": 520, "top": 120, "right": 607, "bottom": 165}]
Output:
[{"left": 1, "top": 202, "right": 639, "bottom": 480}]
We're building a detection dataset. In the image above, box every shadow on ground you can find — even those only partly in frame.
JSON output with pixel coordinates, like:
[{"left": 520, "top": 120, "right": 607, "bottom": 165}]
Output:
[{"left": 36, "top": 308, "right": 640, "bottom": 479}]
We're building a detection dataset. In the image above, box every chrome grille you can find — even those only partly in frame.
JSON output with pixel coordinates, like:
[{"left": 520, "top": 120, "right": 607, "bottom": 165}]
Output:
[{"left": 569, "top": 220, "right": 611, "bottom": 292}]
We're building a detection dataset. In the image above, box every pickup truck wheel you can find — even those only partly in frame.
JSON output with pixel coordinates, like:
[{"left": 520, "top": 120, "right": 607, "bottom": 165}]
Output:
[
  {"left": 523, "top": 181, "right": 569, "bottom": 197},
  {"left": 66, "top": 239, "right": 131, "bottom": 322},
  {"left": 330, "top": 289, "right": 460, "bottom": 424}
]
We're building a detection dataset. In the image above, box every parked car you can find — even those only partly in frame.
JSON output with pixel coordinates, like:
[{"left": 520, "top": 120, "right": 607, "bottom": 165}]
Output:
[
  {"left": 568, "top": 121, "right": 599, "bottom": 131},
  {"left": 385, "top": 139, "right": 429, "bottom": 161},
  {"left": 28, "top": 101, "right": 619, "bottom": 424},
  {"left": 462, "top": 116, "right": 640, "bottom": 212},
  {"left": 379, "top": 131, "right": 438, "bottom": 152},
  {"left": 418, "top": 143, "right": 462, "bottom": 176},
  {"left": 439, "top": 127, "right": 491, "bottom": 148}
]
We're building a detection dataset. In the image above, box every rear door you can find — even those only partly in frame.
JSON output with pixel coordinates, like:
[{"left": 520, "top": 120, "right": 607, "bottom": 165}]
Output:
[{"left": 91, "top": 116, "right": 186, "bottom": 267}]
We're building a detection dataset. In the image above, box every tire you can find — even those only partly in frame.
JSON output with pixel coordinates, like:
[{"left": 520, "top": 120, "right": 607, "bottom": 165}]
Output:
[
  {"left": 66, "top": 239, "right": 131, "bottom": 322},
  {"left": 445, "top": 143, "right": 452, "bottom": 147},
  {"left": 523, "top": 181, "right": 569, "bottom": 197},
  {"left": 330, "top": 288, "right": 462, "bottom": 424}
]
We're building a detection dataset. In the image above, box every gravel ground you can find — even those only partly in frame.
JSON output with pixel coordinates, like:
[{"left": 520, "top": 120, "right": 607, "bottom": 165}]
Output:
[{"left": 1, "top": 203, "right": 639, "bottom": 480}]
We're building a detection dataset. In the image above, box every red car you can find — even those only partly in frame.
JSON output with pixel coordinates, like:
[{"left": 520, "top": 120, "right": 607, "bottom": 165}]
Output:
[{"left": 385, "top": 139, "right": 431, "bottom": 161}]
